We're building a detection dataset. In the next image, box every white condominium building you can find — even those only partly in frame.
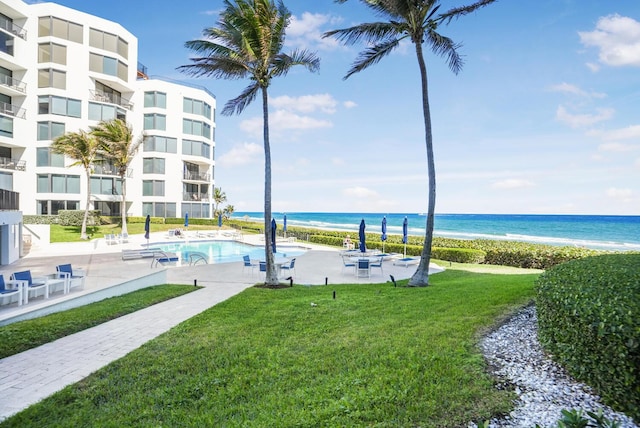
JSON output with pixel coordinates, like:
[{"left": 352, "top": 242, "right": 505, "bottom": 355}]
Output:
[{"left": 0, "top": 0, "right": 217, "bottom": 220}]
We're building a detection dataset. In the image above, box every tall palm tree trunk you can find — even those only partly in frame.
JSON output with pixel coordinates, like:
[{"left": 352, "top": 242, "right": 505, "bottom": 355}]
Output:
[
  {"left": 81, "top": 170, "right": 91, "bottom": 240},
  {"left": 262, "top": 87, "right": 278, "bottom": 285},
  {"left": 409, "top": 41, "right": 436, "bottom": 287}
]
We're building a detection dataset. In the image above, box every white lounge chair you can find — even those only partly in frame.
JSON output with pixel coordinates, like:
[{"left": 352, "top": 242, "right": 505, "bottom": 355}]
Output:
[
  {"left": 56, "top": 264, "right": 86, "bottom": 293},
  {"left": 0, "top": 274, "right": 22, "bottom": 306},
  {"left": 393, "top": 257, "right": 420, "bottom": 267}
]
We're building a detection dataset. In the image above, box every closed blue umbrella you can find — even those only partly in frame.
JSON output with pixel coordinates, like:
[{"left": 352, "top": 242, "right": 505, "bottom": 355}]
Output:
[
  {"left": 359, "top": 219, "right": 366, "bottom": 253},
  {"left": 144, "top": 214, "right": 150, "bottom": 241},
  {"left": 283, "top": 214, "right": 287, "bottom": 238},
  {"left": 184, "top": 212, "right": 189, "bottom": 228},
  {"left": 271, "top": 218, "right": 277, "bottom": 253},
  {"left": 381, "top": 217, "right": 387, "bottom": 253},
  {"left": 218, "top": 213, "right": 222, "bottom": 228},
  {"left": 402, "top": 216, "right": 408, "bottom": 257}
]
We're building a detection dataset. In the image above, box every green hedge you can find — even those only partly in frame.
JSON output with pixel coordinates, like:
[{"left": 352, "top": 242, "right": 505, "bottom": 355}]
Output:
[
  {"left": 536, "top": 254, "right": 640, "bottom": 420},
  {"left": 432, "top": 247, "right": 486, "bottom": 264}
]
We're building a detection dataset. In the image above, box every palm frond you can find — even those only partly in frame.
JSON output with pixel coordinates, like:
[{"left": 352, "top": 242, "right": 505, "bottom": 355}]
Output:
[
  {"left": 270, "top": 50, "right": 320, "bottom": 78},
  {"left": 438, "top": 0, "right": 496, "bottom": 24},
  {"left": 323, "top": 21, "right": 400, "bottom": 45},
  {"left": 345, "top": 37, "right": 402, "bottom": 79},
  {"left": 425, "top": 29, "right": 463, "bottom": 74},
  {"left": 222, "top": 83, "right": 260, "bottom": 116}
]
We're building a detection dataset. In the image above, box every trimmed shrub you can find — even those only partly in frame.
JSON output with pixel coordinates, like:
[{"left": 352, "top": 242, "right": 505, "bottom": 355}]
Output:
[
  {"left": 432, "top": 247, "right": 486, "bottom": 264},
  {"left": 536, "top": 254, "right": 640, "bottom": 420},
  {"left": 58, "top": 210, "right": 100, "bottom": 227}
]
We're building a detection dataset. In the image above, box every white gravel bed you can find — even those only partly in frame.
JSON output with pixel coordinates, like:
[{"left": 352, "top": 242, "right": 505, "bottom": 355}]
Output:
[{"left": 477, "top": 305, "right": 638, "bottom": 428}]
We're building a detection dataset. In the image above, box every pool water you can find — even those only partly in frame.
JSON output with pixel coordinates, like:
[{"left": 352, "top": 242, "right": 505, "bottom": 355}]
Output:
[{"left": 149, "top": 240, "right": 306, "bottom": 264}]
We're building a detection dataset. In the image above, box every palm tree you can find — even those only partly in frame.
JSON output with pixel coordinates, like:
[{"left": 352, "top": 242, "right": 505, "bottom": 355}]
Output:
[
  {"left": 178, "top": 0, "right": 320, "bottom": 285},
  {"left": 223, "top": 204, "right": 235, "bottom": 220},
  {"left": 51, "top": 130, "right": 100, "bottom": 240},
  {"left": 324, "top": 0, "right": 494, "bottom": 286},
  {"left": 212, "top": 186, "right": 227, "bottom": 218},
  {"left": 91, "top": 119, "right": 143, "bottom": 236}
]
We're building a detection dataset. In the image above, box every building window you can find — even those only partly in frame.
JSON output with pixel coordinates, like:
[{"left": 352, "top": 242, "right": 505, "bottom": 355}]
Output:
[
  {"left": 89, "top": 28, "right": 128, "bottom": 59},
  {"left": 181, "top": 203, "right": 210, "bottom": 219},
  {"left": 0, "top": 116, "right": 12, "bottom": 138},
  {"left": 37, "top": 121, "right": 65, "bottom": 140},
  {"left": 94, "top": 201, "right": 120, "bottom": 216},
  {"left": 38, "top": 42, "right": 67, "bottom": 65},
  {"left": 37, "top": 200, "right": 80, "bottom": 215},
  {"left": 37, "top": 174, "right": 80, "bottom": 193},
  {"left": 0, "top": 32, "right": 14, "bottom": 56},
  {"left": 143, "top": 114, "right": 166, "bottom": 131},
  {"left": 182, "top": 139, "right": 211, "bottom": 159},
  {"left": 144, "top": 91, "right": 166, "bottom": 108},
  {"left": 143, "top": 202, "right": 176, "bottom": 218},
  {"left": 183, "top": 97, "right": 212, "bottom": 120},
  {"left": 143, "top": 158, "right": 165, "bottom": 174},
  {"left": 38, "top": 68, "right": 66, "bottom": 89},
  {"left": 143, "top": 180, "right": 165, "bottom": 197},
  {"left": 38, "top": 16, "right": 83, "bottom": 43},
  {"left": 39, "top": 95, "right": 81, "bottom": 118},
  {"left": 88, "top": 102, "right": 125, "bottom": 121},
  {"left": 182, "top": 119, "right": 211, "bottom": 139},
  {"left": 90, "top": 176, "right": 122, "bottom": 195},
  {"left": 36, "top": 147, "right": 65, "bottom": 167},
  {"left": 143, "top": 136, "right": 177, "bottom": 153},
  {"left": 0, "top": 171, "right": 13, "bottom": 191},
  {"left": 89, "top": 53, "right": 128, "bottom": 80}
]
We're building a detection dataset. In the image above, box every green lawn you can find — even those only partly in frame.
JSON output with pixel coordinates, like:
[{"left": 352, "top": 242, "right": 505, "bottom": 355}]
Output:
[
  {"left": 0, "top": 285, "right": 198, "bottom": 359},
  {"left": 1, "top": 269, "right": 538, "bottom": 427}
]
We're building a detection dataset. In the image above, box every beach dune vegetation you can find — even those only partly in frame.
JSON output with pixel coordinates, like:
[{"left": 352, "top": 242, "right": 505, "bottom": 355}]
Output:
[{"left": 323, "top": 0, "right": 496, "bottom": 287}]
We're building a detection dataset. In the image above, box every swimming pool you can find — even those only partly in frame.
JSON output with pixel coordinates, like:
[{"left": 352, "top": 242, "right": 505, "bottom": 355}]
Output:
[{"left": 148, "top": 240, "right": 307, "bottom": 265}]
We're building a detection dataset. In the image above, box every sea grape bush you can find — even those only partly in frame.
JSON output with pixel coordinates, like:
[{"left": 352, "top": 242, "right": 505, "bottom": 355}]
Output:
[{"left": 536, "top": 254, "right": 640, "bottom": 421}]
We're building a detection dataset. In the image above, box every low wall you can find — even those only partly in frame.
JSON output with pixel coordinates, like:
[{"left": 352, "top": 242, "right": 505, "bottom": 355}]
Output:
[{"left": 0, "top": 270, "right": 167, "bottom": 326}]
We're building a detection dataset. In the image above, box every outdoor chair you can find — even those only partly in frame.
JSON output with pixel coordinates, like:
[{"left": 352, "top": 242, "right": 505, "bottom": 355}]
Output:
[
  {"left": 356, "top": 259, "right": 370, "bottom": 278},
  {"left": 341, "top": 255, "right": 356, "bottom": 273},
  {"left": 11, "top": 270, "right": 49, "bottom": 303},
  {"left": 242, "top": 255, "right": 257, "bottom": 275},
  {"left": 56, "top": 264, "right": 86, "bottom": 292},
  {"left": 0, "top": 274, "right": 22, "bottom": 306},
  {"left": 280, "top": 258, "right": 296, "bottom": 277},
  {"left": 370, "top": 257, "right": 383, "bottom": 275}
]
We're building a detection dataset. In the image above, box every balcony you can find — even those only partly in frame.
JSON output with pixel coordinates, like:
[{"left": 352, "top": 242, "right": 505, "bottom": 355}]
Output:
[
  {"left": 0, "top": 188, "right": 19, "bottom": 210},
  {"left": 183, "top": 171, "right": 211, "bottom": 182},
  {"left": 90, "top": 90, "right": 133, "bottom": 110},
  {"left": 0, "top": 74, "right": 26, "bottom": 95},
  {"left": 0, "top": 102, "right": 25, "bottom": 119},
  {"left": 92, "top": 164, "right": 132, "bottom": 177},
  {"left": 0, "top": 20, "right": 26, "bottom": 40},
  {"left": 0, "top": 157, "right": 25, "bottom": 171},
  {"left": 183, "top": 192, "right": 209, "bottom": 202}
]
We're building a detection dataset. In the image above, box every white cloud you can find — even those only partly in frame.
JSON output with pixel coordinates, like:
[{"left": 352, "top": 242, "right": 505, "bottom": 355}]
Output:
[
  {"left": 287, "top": 12, "right": 344, "bottom": 51},
  {"left": 240, "top": 110, "right": 332, "bottom": 137},
  {"left": 491, "top": 179, "right": 535, "bottom": 190},
  {"left": 587, "top": 125, "right": 640, "bottom": 142},
  {"left": 556, "top": 105, "right": 614, "bottom": 128},
  {"left": 343, "top": 186, "right": 378, "bottom": 198},
  {"left": 549, "top": 82, "right": 606, "bottom": 99},
  {"left": 331, "top": 157, "right": 346, "bottom": 166},
  {"left": 598, "top": 142, "right": 637, "bottom": 152},
  {"left": 586, "top": 62, "right": 600, "bottom": 72},
  {"left": 343, "top": 100, "right": 357, "bottom": 109},
  {"left": 271, "top": 94, "right": 338, "bottom": 114},
  {"left": 218, "top": 142, "right": 262, "bottom": 166},
  {"left": 606, "top": 187, "right": 634, "bottom": 202},
  {"left": 579, "top": 14, "right": 640, "bottom": 67}
]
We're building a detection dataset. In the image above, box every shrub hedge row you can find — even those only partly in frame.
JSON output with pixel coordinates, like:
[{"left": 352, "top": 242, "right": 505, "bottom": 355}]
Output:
[{"left": 536, "top": 254, "right": 640, "bottom": 420}]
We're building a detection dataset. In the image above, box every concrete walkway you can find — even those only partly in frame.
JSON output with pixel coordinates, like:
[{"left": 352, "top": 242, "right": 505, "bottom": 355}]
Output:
[{"left": 0, "top": 232, "right": 438, "bottom": 421}]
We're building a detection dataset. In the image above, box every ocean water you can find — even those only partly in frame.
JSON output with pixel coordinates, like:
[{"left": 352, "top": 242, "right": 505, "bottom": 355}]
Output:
[{"left": 232, "top": 212, "right": 640, "bottom": 252}]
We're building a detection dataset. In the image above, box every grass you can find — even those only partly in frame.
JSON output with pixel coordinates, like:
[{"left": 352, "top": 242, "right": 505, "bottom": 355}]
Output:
[
  {"left": 0, "top": 284, "right": 198, "bottom": 359},
  {"left": 1, "top": 269, "right": 538, "bottom": 427},
  {"left": 49, "top": 223, "right": 231, "bottom": 243}
]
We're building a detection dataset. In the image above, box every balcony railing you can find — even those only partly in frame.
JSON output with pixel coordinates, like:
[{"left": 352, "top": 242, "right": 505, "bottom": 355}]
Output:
[
  {"left": 90, "top": 90, "right": 133, "bottom": 110},
  {"left": 183, "top": 171, "right": 211, "bottom": 182},
  {"left": 0, "top": 102, "right": 26, "bottom": 119},
  {"left": 92, "top": 165, "right": 133, "bottom": 177},
  {"left": 183, "top": 192, "right": 209, "bottom": 202},
  {"left": 0, "top": 20, "right": 26, "bottom": 40},
  {"left": 0, "top": 157, "right": 25, "bottom": 171},
  {"left": 0, "top": 188, "right": 19, "bottom": 210},
  {"left": 0, "top": 74, "right": 26, "bottom": 93}
]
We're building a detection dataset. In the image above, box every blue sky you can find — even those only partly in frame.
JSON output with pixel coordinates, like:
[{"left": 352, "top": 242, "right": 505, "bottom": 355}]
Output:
[{"left": 38, "top": 0, "right": 640, "bottom": 215}]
